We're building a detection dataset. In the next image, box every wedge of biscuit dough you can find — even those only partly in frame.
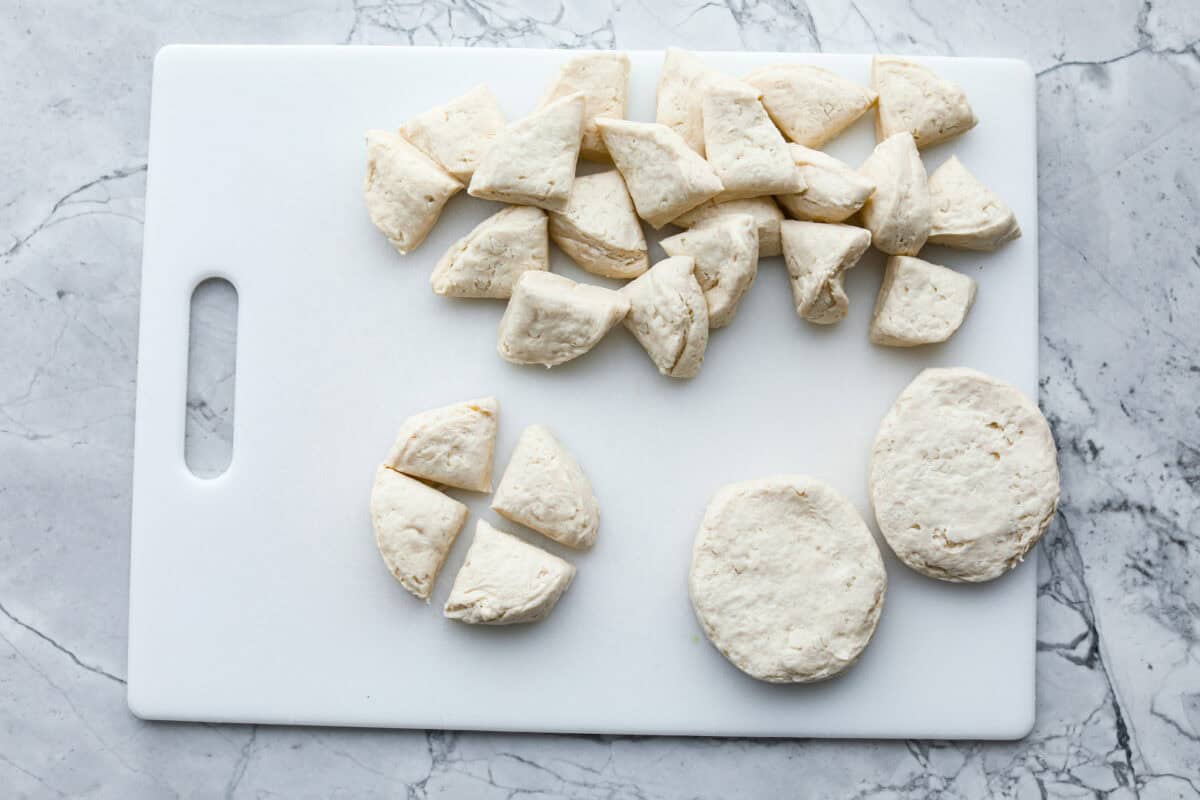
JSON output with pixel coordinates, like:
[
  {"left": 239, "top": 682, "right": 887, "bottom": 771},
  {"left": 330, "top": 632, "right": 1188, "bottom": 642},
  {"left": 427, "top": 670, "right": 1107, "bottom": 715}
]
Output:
[
  {"left": 671, "top": 197, "right": 784, "bottom": 258},
  {"left": 364, "top": 129, "right": 462, "bottom": 254},
  {"left": 781, "top": 220, "right": 872, "bottom": 325},
  {"left": 655, "top": 47, "right": 713, "bottom": 155},
  {"left": 928, "top": 156, "right": 1021, "bottom": 251},
  {"left": 869, "top": 255, "right": 976, "bottom": 346},
  {"left": 744, "top": 64, "right": 877, "bottom": 148},
  {"left": 873, "top": 56, "right": 977, "bottom": 148},
  {"left": 540, "top": 52, "right": 631, "bottom": 162},
  {"left": 621, "top": 256, "right": 709, "bottom": 379},
  {"left": 660, "top": 214, "right": 759, "bottom": 328},
  {"left": 431, "top": 206, "right": 549, "bottom": 298},
  {"left": 497, "top": 271, "right": 630, "bottom": 368},
  {"left": 702, "top": 77, "right": 805, "bottom": 201},
  {"left": 548, "top": 170, "right": 648, "bottom": 279},
  {"left": 385, "top": 396, "right": 499, "bottom": 492},
  {"left": 777, "top": 145, "right": 876, "bottom": 223},
  {"left": 858, "top": 132, "right": 930, "bottom": 256},
  {"left": 400, "top": 84, "right": 506, "bottom": 182}
]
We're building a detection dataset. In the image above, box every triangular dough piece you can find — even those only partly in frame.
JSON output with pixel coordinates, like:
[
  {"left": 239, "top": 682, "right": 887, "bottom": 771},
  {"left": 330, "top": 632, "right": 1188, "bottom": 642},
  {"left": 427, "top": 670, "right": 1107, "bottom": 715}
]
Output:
[
  {"left": 498, "top": 271, "right": 630, "bottom": 368},
  {"left": 596, "top": 118, "right": 724, "bottom": 229},
  {"left": 364, "top": 130, "right": 462, "bottom": 254},
  {"left": 548, "top": 170, "right": 648, "bottom": 279},
  {"left": 744, "top": 64, "right": 877, "bottom": 148},
  {"left": 431, "top": 206, "right": 549, "bottom": 298},
  {"left": 467, "top": 93, "right": 585, "bottom": 211},
  {"left": 384, "top": 396, "right": 499, "bottom": 492},
  {"left": 873, "top": 56, "right": 977, "bottom": 148},
  {"left": 858, "top": 132, "right": 930, "bottom": 256},
  {"left": 656, "top": 47, "right": 714, "bottom": 155},
  {"left": 540, "top": 52, "right": 631, "bottom": 162},
  {"left": 702, "top": 78, "right": 805, "bottom": 201},
  {"left": 444, "top": 520, "right": 576, "bottom": 625},
  {"left": 660, "top": 214, "right": 758, "bottom": 329},
  {"left": 491, "top": 424, "right": 600, "bottom": 549},
  {"left": 777, "top": 145, "right": 876, "bottom": 223},
  {"left": 928, "top": 156, "right": 1021, "bottom": 251},
  {"left": 672, "top": 197, "right": 784, "bottom": 258},
  {"left": 621, "top": 256, "right": 709, "bottom": 379},
  {"left": 870, "top": 255, "right": 977, "bottom": 346},
  {"left": 400, "top": 84, "right": 506, "bottom": 182},
  {"left": 370, "top": 466, "right": 468, "bottom": 601},
  {"left": 781, "top": 221, "right": 872, "bottom": 325}
]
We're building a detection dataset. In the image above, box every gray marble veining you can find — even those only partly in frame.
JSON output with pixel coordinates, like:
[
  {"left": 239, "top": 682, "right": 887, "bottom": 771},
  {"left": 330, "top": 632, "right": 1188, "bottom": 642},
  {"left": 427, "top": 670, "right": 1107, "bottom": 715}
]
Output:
[{"left": 1, "top": 1, "right": 1198, "bottom": 796}]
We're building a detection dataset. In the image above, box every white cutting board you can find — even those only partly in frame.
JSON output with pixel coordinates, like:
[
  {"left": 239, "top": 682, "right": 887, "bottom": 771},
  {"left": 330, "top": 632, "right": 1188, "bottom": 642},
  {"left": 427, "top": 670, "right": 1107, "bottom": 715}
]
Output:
[{"left": 128, "top": 46, "right": 1040, "bottom": 738}]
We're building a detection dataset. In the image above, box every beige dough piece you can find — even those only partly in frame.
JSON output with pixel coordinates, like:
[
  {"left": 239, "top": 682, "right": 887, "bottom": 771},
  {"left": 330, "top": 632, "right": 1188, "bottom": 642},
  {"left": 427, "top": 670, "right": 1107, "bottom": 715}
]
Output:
[
  {"left": 869, "top": 255, "right": 976, "bottom": 346},
  {"left": 655, "top": 47, "right": 713, "bottom": 155},
  {"left": 777, "top": 145, "right": 876, "bottom": 223},
  {"left": 384, "top": 396, "right": 499, "bottom": 492},
  {"left": 467, "top": 93, "right": 585, "bottom": 212},
  {"left": 873, "top": 56, "right": 977, "bottom": 148},
  {"left": 399, "top": 84, "right": 506, "bottom": 182},
  {"left": 671, "top": 197, "right": 784, "bottom": 258},
  {"left": 702, "top": 77, "right": 805, "bottom": 201},
  {"left": 548, "top": 170, "right": 648, "bottom": 279},
  {"left": 540, "top": 52, "right": 631, "bottom": 162},
  {"left": 928, "top": 156, "right": 1021, "bottom": 251},
  {"left": 430, "top": 206, "right": 549, "bottom": 298},
  {"left": 497, "top": 271, "right": 630, "bottom": 368},
  {"left": 370, "top": 465, "right": 469, "bottom": 601},
  {"left": 364, "top": 130, "right": 463, "bottom": 254},
  {"left": 491, "top": 424, "right": 600, "bottom": 549},
  {"left": 621, "top": 256, "right": 709, "bottom": 379},
  {"left": 444, "top": 520, "right": 576, "bottom": 625},
  {"left": 660, "top": 214, "right": 759, "bottom": 328},
  {"left": 689, "top": 475, "right": 887, "bottom": 683},
  {"left": 858, "top": 132, "right": 930, "bottom": 256},
  {"left": 870, "top": 367, "right": 1059, "bottom": 582},
  {"left": 780, "top": 220, "right": 872, "bottom": 325},
  {"left": 596, "top": 118, "right": 724, "bottom": 229},
  {"left": 744, "top": 64, "right": 877, "bottom": 148}
]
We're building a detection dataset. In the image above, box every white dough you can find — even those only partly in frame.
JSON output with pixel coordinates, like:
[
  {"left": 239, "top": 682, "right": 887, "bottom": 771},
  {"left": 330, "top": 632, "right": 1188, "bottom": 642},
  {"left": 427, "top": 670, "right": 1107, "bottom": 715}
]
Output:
[
  {"left": 869, "top": 255, "right": 976, "bottom": 347},
  {"left": 671, "top": 197, "right": 784, "bottom": 258},
  {"left": 540, "top": 52, "right": 631, "bottom": 162},
  {"left": 468, "top": 93, "right": 585, "bottom": 212},
  {"left": 497, "top": 271, "right": 630, "bottom": 368},
  {"left": 444, "top": 520, "right": 576, "bottom": 625},
  {"left": 384, "top": 396, "right": 499, "bottom": 492},
  {"left": 491, "top": 424, "right": 600, "bottom": 549},
  {"left": 858, "top": 132, "right": 930, "bottom": 256},
  {"left": 702, "top": 77, "right": 805, "bottom": 201},
  {"left": 364, "top": 129, "right": 462, "bottom": 254},
  {"left": 548, "top": 170, "right": 648, "bottom": 279},
  {"left": 689, "top": 475, "right": 887, "bottom": 683},
  {"left": 655, "top": 47, "right": 713, "bottom": 155},
  {"left": 370, "top": 465, "right": 469, "bottom": 601},
  {"left": 776, "top": 144, "right": 876, "bottom": 223},
  {"left": 399, "top": 84, "right": 506, "bottom": 182},
  {"left": 621, "top": 256, "right": 709, "bottom": 379},
  {"left": 430, "top": 206, "right": 548, "bottom": 298},
  {"left": 873, "top": 56, "right": 977, "bottom": 148},
  {"left": 743, "top": 64, "right": 877, "bottom": 148},
  {"left": 780, "top": 220, "right": 872, "bottom": 325},
  {"left": 596, "top": 118, "right": 724, "bottom": 229},
  {"left": 928, "top": 156, "right": 1021, "bottom": 251},
  {"left": 660, "top": 213, "right": 759, "bottom": 328},
  {"left": 870, "top": 367, "right": 1059, "bottom": 582}
]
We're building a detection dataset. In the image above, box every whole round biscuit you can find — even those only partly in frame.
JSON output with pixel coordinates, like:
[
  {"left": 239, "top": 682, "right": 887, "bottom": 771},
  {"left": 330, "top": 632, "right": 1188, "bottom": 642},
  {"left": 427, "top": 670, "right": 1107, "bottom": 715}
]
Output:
[
  {"left": 689, "top": 475, "right": 887, "bottom": 683},
  {"left": 870, "top": 367, "right": 1059, "bottom": 582}
]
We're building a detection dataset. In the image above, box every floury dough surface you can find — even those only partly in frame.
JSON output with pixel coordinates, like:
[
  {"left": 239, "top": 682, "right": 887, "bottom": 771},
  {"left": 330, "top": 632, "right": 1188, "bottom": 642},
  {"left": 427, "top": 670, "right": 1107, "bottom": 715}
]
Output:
[{"left": 384, "top": 396, "right": 499, "bottom": 492}]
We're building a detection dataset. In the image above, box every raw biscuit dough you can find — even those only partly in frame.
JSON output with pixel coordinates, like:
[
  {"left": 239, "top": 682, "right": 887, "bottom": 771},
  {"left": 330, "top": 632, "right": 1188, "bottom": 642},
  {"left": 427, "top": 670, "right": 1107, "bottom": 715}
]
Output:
[
  {"left": 385, "top": 396, "right": 499, "bottom": 492},
  {"left": 702, "top": 77, "right": 805, "bottom": 201},
  {"left": 780, "top": 220, "right": 872, "bottom": 325},
  {"left": 858, "top": 132, "right": 930, "bottom": 256},
  {"left": 928, "top": 156, "right": 1021, "bottom": 251},
  {"left": 596, "top": 118, "right": 724, "bottom": 229},
  {"left": 467, "top": 93, "right": 585, "bottom": 212},
  {"left": 430, "top": 206, "right": 549, "bottom": 298},
  {"left": 689, "top": 475, "right": 887, "bottom": 683},
  {"left": 491, "top": 424, "right": 600, "bottom": 549},
  {"left": 621, "top": 256, "right": 709, "bottom": 379},
  {"left": 370, "top": 465, "right": 469, "bottom": 601},
  {"left": 364, "top": 129, "right": 463, "bottom": 254},
  {"left": 743, "top": 64, "right": 877, "bottom": 148},
  {"left": 671, "top": 197, "right": 784, "bottom": 258},
  {"left": 497, "top": 271, "right": 630, "bottom": 368},
  {"left": 870, "top": 367, "right": 1059, "bottom": 582},
  {"left": 660, "top": 213, "right": 759, "bottom": 328},
  {"left": 869, "top": 255, "right": 976, "bottom": 346},
  {"left": 548, "top": 170, "right": 649, "bottom": 279},
  {"left": 540, "top": 52, "right": 631, "bottom": 162},
  {"left": 655, "top": 47, "right": 713, "bottom": 155},
  {"left": 873, "top": 56, "right": 977, "bottom": 148},
  {"left": 443, "top": 520, "right": 576, "bottom": 624},
  {"left": 399, "top": 84, "right": 506, "bottom": 182},
  {"left": 776, "top": 144, "right": 876, "bottom": 223}
]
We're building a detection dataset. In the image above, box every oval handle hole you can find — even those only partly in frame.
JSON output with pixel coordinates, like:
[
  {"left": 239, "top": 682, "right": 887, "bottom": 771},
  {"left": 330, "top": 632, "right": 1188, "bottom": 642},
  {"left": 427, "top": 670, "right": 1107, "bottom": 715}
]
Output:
[{"left": 184, "top": 278, "right": 238, "bottom": 478}]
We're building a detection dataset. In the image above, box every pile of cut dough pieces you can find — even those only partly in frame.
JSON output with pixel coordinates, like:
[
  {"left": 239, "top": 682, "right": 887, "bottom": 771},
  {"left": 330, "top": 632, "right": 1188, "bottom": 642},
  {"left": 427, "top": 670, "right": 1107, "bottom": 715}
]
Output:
[
  {"left": 370, "top": 397, "right": 598, "bottom": 624},
  {"left": 365, "top": 49, "right": 1021, "bottom": 377}
]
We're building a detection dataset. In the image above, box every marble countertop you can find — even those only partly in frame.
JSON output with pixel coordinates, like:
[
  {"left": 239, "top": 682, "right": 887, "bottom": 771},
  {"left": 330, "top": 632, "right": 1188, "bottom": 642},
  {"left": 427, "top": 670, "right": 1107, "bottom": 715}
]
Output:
[{"left": 2, "top": 0, "right": 1197, "bottom": 796}]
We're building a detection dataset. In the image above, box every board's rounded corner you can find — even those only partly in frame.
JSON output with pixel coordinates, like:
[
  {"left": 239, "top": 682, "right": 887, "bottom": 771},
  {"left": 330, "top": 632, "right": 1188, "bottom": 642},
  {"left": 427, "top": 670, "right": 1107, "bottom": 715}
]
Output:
[
  {"left": 126, "top": 682, "right": 156, "bottom": 721},
  {"left": 998, "top": 698, "right": 1037, "bottom": 740},
  {"left": 153, "top": 44, "right": 187, "bottom": 75}
]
